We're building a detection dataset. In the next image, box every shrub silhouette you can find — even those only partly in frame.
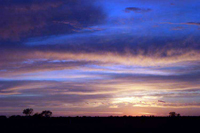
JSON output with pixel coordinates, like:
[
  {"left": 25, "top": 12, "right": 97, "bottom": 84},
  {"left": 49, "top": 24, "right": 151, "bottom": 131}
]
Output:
[
  {"left": 41, "top": 110, "right": 52, "bottom": 117},
  {"left": 23, "top": 108, "right": 33, "bottom": 116}
]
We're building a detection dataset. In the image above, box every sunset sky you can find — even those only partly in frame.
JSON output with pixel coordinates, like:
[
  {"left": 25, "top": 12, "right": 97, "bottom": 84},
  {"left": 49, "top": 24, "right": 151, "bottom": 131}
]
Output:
[{"left": 0, "top": 0, "right": 200, "bottom": 116}]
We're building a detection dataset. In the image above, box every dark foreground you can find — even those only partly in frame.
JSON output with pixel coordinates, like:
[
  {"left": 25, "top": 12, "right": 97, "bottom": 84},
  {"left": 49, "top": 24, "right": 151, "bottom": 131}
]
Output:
[{"left": 0, "top": 116, "right": 199, "bottom": 133}]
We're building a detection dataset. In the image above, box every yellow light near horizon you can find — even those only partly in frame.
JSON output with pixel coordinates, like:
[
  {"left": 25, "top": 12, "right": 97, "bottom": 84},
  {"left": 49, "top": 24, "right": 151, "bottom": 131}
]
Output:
[{"left": 112, "top": 97, "right": 141, "bottom": 104}]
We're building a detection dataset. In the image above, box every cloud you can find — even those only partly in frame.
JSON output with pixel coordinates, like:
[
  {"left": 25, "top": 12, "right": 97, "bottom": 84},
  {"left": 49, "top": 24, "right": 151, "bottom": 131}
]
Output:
[
  {"left": 0, "top": 75, "right": 199, "bottom": 116},
  {"left": 0, "top": 59, "right": 100, "bottom": 77},
  {"left": 183, "top": 22, "right": 200, "bottom": 26},
  {"left": 0, "top": 34, "right": 200, "bottom": 86},
  {"left": 2, "top": 47, "right": 200, "bottom": 67},
  {"left": 161, "top": 22, "right": 200, "bottom": 26},
  {"left": 158, "top": 100, "right": 166, "bottom": 103},
  {"left": 125, "top": 7, "right": 152, "bottom": 13},
  {"left": 0, "top": 0, "right": 106, "bottom": 40},
  {"left": 0, "top": 79, "right": 114, "bottom": 110}
]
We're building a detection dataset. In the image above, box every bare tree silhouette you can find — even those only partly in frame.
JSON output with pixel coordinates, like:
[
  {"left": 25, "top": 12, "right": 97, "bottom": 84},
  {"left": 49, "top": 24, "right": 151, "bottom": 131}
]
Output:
[
  {"left": 23, "top": 108, "right": 33, "bottom": 116},
  {"left": 41, "top": 110, "right": 52, "bottom": 117}
]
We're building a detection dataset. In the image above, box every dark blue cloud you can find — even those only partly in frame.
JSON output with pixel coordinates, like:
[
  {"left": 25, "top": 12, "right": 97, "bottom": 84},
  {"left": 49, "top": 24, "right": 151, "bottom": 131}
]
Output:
[
  {"left": 0, "top": 0, "right": 106, "bottom": 41},
  {"left": 125, "top": 7, "right": 152, "bottom": 13}
]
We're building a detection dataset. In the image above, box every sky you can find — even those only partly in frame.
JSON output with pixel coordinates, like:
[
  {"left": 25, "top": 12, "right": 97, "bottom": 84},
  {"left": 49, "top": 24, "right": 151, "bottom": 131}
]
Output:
[{"left": 0, "top": 0, "right": 200, "bottom": 116}]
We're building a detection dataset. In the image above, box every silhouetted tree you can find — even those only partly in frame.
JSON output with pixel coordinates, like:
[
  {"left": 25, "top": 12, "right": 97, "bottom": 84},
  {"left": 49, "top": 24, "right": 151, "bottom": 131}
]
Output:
[
  {"left": 169, "top": 112, "right": 176, "bottom": 117},
  {"left": 41, "top": 110, "right": 52, "bottom": 117},
  {"left": 23, "top": 108, "right": 33, "bottom": 116},
  {"left": 9, "top": 115, "right": 22, "bottom": 119},
  {"left": 33, "top": 113, "right": 42, "bottom": 118},
  {"left": 169, "top": 112, "right": 181, "bottom": 117}
]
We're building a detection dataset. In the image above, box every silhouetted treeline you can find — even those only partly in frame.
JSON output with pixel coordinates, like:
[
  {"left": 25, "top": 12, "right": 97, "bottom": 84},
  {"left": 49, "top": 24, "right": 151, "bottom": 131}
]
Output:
[
  {"left": 0, "top": 115, "right": 200, "bottom": 133},
  {"left": 22, "top": 108, "right": 52, "bottom": 117}
]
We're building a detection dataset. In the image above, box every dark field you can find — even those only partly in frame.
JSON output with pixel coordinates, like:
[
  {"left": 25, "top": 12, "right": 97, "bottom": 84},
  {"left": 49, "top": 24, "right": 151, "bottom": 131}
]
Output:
[{"left": 0, "top": 116, "right": 199, "bottom": 133}]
